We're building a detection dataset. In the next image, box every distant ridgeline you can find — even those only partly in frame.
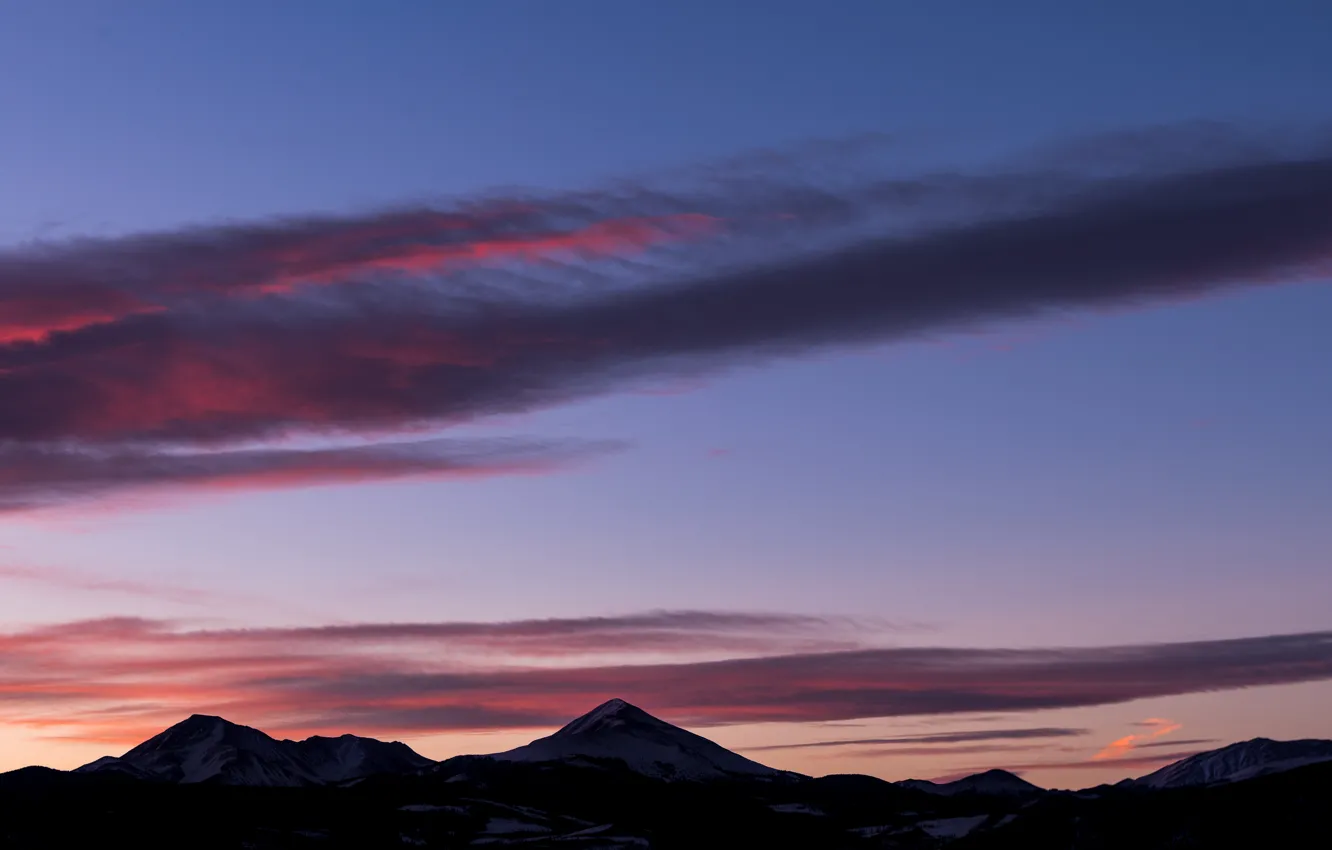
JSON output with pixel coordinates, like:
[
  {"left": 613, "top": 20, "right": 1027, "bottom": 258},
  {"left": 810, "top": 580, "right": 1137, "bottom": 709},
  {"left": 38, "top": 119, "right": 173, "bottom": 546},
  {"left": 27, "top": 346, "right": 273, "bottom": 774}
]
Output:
[{"left": 0, "top": 700, "right": 1327, "bottom": 848}]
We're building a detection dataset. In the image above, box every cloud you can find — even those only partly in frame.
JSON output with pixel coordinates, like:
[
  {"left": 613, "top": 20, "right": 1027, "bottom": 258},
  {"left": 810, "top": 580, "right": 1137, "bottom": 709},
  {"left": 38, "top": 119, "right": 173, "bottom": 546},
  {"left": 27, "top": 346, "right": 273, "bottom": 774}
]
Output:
[
  {"left": 1, "top": 617, "right": 1329, "bottom": 747},
  {"left": 744, "top": 727, "right": 1088, "bottom": 751},
  {"left": 0, "top": 210, "right": 719, "bottom": 342},
  {"left": 1094, "top": 717, "right": 1183, "bottom": 760},
  {"left": 1129, "top": 738, "right": 1217, "bottom": 749},
  {"left": 0, "top": 564, "right": 218, "bottom": 605},
  {"left": 0, "top": 437, "right": 618, "bottom": 512},
  {"left": 849, "top": 743, "right": 1058, "bottom": 759},
  {"left": 0, "top": 124, "right": 1328, "bottom": 509},
  {"left": 9, "top": 149, "right": 1332, "bottom": 447}
]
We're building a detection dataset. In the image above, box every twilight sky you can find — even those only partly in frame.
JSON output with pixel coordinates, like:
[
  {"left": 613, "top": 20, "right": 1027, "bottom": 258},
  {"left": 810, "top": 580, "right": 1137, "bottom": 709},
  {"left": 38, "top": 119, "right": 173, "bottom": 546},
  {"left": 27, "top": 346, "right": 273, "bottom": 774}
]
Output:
[{"left": 1, "top": 0, "right": 1331, "bottom": 789}]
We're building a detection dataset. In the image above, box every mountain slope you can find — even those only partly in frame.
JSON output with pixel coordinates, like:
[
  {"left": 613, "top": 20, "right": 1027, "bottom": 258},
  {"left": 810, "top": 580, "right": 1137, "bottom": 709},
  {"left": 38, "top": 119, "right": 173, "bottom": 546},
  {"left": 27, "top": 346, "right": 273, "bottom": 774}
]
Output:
[
  {"left": 77, "top": 715, "right": 433, "bottom": 787},
  {"left": 112, "top": 715, "right": 315, "bottom": 786},
  {"left": 1132, "top": 737, "right": 1332, "bottom": 788},
  {"left": 74, "top": 755, "right": 157, "bottom": 781},
  {"left": 297, "top": 733, "right": 435, "bottom": 783},
  {"left": 898, "top": 768, "right": 1043, "bottom": 796},
  {"left": 492, "top": 698, "right": 786, "bottom": 781}
]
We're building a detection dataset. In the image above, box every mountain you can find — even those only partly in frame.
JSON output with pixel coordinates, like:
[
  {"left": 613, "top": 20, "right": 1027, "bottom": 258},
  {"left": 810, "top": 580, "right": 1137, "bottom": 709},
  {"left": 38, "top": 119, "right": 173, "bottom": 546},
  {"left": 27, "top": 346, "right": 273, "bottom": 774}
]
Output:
[
  {"left": 74, "top": 755, "right": 156, "bottom": 780},
  {"left": 296, "top": 733, "right": 435, "bottom": 783},
  {"left": 1131, "top": 737, "right": 1332, "bottom": 789},
  {"left": 76, "top": 714, "right": 433, "bottom": 786},
  {"left": 492, "top": 698, "right": 787, "bottom": 781},
  {"left": 6, "top": 712, "right": 1330, "bottom": 848},
  {"left": 898, "top": 768, "right": 1043, "bottom": 796},
  {"left": 10, "top": 749, "right": 1331, "bottom": 848}
]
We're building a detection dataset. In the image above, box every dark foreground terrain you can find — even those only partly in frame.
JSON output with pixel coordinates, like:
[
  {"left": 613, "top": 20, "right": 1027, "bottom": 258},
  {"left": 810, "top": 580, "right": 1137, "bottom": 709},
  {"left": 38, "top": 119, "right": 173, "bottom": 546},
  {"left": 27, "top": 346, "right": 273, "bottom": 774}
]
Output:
[{"left": 2, "top": 755, "right": 1329, "bottom": 849}]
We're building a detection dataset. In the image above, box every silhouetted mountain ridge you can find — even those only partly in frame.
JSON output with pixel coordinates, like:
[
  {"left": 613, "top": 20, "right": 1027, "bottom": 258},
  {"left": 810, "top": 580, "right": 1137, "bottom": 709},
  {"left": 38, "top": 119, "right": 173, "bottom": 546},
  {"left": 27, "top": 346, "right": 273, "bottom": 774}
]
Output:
[
  {"left": 898, "top": 768, "right": 1043, "bottom": 796},
  {"left": 76, "top": 714, "right": 433, "bottom": 786},
  {"left": 2, "top": 706, "right": 1329, "bottom": 847}
]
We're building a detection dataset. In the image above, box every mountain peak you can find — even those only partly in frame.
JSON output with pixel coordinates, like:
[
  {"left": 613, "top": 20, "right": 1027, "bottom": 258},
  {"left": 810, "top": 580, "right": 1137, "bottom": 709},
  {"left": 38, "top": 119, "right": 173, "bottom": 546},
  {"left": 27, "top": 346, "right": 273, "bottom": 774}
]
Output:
[
  {"left": 898, "top": 768, "right": 1043, "bottom": 796},
  {"left": 495, "top": 699, "right": 784, "bottom": 781},
  {"left": 972, "top": 768, "right": 1025, "bottom": 781},
  {"left": 77, "top": 715, "right": 433, "bottom": 787},
  {"left": 556, "top": 698, "right": 652, "bottom": 737},
  {"left": 592, "top": 697, "right": 632, "bottom": 714},
  {"left": 167, "top": 714, "right": 226, "bottom": 732},
  {"left": 176, "top": 713, "right": 237, "bottom": 728}
]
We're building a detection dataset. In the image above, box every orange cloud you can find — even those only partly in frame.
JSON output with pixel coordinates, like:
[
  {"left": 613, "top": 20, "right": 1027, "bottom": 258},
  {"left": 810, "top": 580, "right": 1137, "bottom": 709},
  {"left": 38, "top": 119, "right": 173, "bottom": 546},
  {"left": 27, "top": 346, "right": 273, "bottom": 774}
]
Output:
[{"left": 1094, "top": 717, "right": 1183, "bottom": 760}]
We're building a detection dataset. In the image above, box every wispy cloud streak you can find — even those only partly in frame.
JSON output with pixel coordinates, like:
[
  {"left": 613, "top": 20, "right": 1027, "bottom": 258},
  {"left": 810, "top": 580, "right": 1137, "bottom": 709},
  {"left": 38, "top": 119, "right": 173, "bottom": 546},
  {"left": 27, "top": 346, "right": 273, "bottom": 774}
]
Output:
[
  {"left": 0, "top": 617, "right": 1328, "bottom": 746},
  {"left": 0, "top": 437, "right": 618, "bottom": 512},
  {"left": 745, "top": 727, "right": 1088, "bottom": 751},
  {"left": 0, "top": 564, "right": 216, "bottom": 605},
  {"left": 1094, "top": 717, "right": 1184, "bottom": 760}
]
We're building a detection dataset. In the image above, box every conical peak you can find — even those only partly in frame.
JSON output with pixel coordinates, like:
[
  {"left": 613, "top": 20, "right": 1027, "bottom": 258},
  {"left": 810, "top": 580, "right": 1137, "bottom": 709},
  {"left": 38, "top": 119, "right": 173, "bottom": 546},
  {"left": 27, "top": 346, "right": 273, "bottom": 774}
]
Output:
[
  {"left": 180, "top": 713, "right": 228, "bottom": 727},
  {"left": 592, "top": 698, "right": 632, "bottom": 715},
  {"left": 155, "top": 714, "right": 231, "bottom": 738},
  {"left": 556, "top": 698, "right": 659, "bottom": 737},
  {"left": 496, "top": 698, "right": 783, "bottom": 779},
  {"left": 142, "top": 714, "right": 270, "bottom": 748},
  {"left": 176, "top": 714, "right": 266, "bottom": 736}
]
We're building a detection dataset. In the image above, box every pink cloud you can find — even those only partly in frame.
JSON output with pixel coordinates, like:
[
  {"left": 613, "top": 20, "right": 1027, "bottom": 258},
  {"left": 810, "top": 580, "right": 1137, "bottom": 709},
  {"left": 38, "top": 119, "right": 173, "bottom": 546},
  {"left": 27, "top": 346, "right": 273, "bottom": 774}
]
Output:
[{"left": 0, "top": 619, "right": 1326, "bottom": 750}]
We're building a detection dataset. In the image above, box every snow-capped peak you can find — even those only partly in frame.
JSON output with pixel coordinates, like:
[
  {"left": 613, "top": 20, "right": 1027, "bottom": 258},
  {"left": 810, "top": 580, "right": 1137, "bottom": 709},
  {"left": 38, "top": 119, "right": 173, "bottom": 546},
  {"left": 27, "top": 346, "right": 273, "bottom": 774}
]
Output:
[
  {"left": 555, "top": 698, "right": 648, "bottom": 736},
  {"left": 493, "top": 698, "right": 785, "bottom": 781}
]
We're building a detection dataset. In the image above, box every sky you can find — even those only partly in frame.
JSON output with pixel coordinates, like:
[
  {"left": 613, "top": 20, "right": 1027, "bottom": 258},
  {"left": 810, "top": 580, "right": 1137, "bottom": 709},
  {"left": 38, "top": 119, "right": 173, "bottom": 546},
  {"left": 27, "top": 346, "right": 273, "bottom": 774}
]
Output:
[{"left": 0, "top": 0, "right": 1330, "bottom": 789}]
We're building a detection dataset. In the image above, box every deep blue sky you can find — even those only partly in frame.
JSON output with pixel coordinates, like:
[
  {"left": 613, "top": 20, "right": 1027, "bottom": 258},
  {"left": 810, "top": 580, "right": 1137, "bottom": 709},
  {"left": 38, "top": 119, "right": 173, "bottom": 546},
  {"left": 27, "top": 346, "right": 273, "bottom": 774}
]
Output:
[{"left": 0, "top": 0, "right": 1329, "bottom": 784}]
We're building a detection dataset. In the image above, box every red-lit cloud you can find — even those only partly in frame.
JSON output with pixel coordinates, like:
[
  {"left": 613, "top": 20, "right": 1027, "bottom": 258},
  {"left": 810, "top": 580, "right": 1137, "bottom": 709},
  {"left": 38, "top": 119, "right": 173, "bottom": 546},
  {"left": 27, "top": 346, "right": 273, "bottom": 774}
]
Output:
[
  {"left": 1, "top": 211, "right": 717, "bottom": 343},
  {"left": 0, "top": 286, "right": 163, "bottom": 344},
  {"left": 1, "top": 126, "right": 1330, "bottom": 510}
]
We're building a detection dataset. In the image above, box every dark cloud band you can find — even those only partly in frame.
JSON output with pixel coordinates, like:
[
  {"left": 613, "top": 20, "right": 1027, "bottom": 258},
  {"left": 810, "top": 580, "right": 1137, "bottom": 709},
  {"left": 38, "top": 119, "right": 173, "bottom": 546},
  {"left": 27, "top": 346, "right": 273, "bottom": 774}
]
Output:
[{"left": 1, "top": 125, "right": 1329, "bottom": 508}]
